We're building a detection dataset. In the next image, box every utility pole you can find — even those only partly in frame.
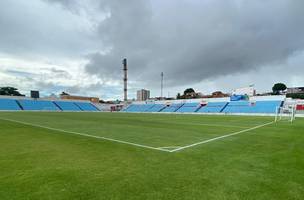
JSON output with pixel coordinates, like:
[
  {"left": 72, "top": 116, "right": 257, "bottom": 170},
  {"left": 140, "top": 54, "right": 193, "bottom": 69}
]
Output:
[{"left": 161, "top": 72, "right": 164, "bottom": 99}]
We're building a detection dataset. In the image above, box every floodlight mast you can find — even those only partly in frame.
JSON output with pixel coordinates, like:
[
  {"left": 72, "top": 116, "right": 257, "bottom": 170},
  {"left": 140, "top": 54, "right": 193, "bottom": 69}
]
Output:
[{"left": 123, "top": 58, "right": 127, "bottom": 102}]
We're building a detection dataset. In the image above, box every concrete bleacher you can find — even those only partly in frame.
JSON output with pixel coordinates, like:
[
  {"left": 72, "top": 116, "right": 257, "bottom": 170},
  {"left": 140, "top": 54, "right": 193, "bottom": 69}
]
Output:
[
  {"left": 18, "top": 99, "right": 59, "bottom": 111},
  {"left": 0, "top": 99, "right": 22, "bottom": 110},
  {"left": 197, "top": 102, "right": 228, "bottom": 113},
  {"left": 75, "top": 102, "right": 99, "bottom": 111}
]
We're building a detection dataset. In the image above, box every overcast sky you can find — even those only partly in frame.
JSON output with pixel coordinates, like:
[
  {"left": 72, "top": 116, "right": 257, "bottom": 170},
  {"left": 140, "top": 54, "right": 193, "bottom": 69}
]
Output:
[{"left": 0, "top": 0, "right": 304, "bottom": 100}]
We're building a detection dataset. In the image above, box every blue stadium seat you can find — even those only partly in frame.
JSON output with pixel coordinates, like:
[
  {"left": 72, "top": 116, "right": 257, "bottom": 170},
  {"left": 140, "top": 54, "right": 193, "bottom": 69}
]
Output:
[
  {"left": 122, "top": 104, "right": 139, "bottom": 112},
  {"left": 176, "top": 103, "right": 200, "bottom": 113},
  {"left": 222, "top": 101, "right": 282, "bottom": 114},
  {"left": 18, "top": 99, "right": 59, "bottom": 111},
  {"left": 123, "top": 104, "right": 155, "bottom": 112},
  {"left": 75, "top": 102, "right": 99, "bottom": 111},
  {"left": 0, "top": 99, "right": 21, "bottom": 110},
  {"left": 196, "top": 102, "right": 228, "bottom": 113},
  {"left": 122, "top": 104, "right": 133, "bottom": 112},
  {"left": 122, "top": 100, "right": 282, "bottom": 114},
  {"left": 54, "top": 101, "right": 81, "bottom": 111},
  {"left": 146, "top": 104, "right": 166, "bottom": 112},
  {"left": 139, "top": 104, "right": 155, "bottom": 112},
  {"left": 161, "top": 103, "right": 184, "bottom": 112}
]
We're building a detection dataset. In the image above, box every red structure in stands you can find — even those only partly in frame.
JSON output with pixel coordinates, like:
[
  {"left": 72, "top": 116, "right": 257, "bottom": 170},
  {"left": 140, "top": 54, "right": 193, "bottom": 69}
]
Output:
[{"left": 296, "top": 104, "right": 304, "bottom": 110}]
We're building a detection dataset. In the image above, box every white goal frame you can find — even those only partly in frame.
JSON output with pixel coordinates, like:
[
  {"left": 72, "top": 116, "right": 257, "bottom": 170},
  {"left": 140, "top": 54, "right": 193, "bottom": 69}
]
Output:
[{"left": 275, "top": 106, "right": 296, "bottom": 123}]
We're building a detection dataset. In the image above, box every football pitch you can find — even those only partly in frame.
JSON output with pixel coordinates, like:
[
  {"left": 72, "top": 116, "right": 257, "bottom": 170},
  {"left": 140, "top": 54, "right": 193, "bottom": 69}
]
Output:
[{"left": 0, "top": 112, "right": 303, "bottom": 199}]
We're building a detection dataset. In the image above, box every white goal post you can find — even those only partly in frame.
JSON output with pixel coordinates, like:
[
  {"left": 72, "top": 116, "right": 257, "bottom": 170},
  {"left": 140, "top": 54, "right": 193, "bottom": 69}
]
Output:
[{"left": 275, "top": 106, "right": 296, "bottom": 123}]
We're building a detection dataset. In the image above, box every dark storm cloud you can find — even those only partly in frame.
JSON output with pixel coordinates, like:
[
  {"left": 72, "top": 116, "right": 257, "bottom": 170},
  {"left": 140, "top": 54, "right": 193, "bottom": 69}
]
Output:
[
  {"left": 81, "top": 0, "right": 304, "bottom": 88},
  {"left": 1, "top": 0, "right": 304, "bottom": 98}
]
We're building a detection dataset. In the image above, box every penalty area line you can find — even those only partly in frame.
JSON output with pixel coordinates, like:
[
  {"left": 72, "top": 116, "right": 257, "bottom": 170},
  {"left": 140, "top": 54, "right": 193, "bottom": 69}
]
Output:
[
  {"left": 157, "top": 146, "right": 182, "bottom": 150},
  {"left": 0, "top": 118, "right": 171, "bottom": 153},
  {"left": 169, "top": 121, "right": 274, "bottom": 152}
]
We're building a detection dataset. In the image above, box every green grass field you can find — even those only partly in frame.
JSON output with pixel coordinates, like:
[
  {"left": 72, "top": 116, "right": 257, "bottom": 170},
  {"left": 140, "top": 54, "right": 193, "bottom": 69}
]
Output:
[{"left": 0, "top": 112, "right": 303, "bottom": 200}]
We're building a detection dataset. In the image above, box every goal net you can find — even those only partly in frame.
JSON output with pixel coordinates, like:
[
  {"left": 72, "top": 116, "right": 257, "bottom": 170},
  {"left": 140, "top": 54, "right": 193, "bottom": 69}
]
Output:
[{"left": 275, "top": 106, "right": 296, "bottom": 123}]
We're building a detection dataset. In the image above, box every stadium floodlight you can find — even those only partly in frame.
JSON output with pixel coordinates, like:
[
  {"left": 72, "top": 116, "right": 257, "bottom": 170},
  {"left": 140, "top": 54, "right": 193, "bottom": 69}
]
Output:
[{"left": 275, "top": 105, "right": 296, "bottom": 123}]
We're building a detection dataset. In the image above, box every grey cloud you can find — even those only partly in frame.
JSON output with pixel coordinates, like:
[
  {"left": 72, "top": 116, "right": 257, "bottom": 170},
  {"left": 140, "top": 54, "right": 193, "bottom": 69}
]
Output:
[
  {"left": 64, "top": 82, "right": 120, "bottom": 99},
  {"left": 5, "top": 70, "right": 36, "bottom": 77},
  {"left": 42, "top": 67, "right": 71, "bottom": 79},
  {"left": 24, "top": 80, "right": 108, "bottom": 98},
  {"left": 81, "top": 0, "right": 304, "bottom": 88},
  {"left": 1, "top": 0, "right": 304, "bottom": 99},
  {"left": 49, "top": 68, "right": 67, "bottom": 74},
  {"left": 0, "top": 0, "right": 101, "bottom": 59}
]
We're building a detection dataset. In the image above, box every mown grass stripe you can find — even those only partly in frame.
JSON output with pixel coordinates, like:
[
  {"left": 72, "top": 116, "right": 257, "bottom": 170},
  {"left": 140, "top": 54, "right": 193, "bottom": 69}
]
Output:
[
  {"left": 0, "top": 117, "right": 171, "bottom": 153},
  {"left": 170, "top": 121, "right": 274, "bottom": 152}
]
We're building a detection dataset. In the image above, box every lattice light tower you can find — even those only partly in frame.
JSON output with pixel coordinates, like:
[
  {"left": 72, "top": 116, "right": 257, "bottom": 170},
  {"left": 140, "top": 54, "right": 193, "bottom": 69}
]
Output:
[{"left": 123, "top": 58, "right": 128, "bottom": 102}]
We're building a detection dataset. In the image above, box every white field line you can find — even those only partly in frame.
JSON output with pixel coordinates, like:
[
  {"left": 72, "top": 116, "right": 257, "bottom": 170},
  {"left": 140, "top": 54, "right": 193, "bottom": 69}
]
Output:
[
  {"left": 169, "top": 121, "right": 274, "bottom": 152},
  {"left": 157, "top": 146, "right": 182, "bottom": 150},
  {"left": 0, "top": 118, "right": 170, "bottom": 153},
  {"left": 158, "top": 146, "right": 182, "bottom": 148}
]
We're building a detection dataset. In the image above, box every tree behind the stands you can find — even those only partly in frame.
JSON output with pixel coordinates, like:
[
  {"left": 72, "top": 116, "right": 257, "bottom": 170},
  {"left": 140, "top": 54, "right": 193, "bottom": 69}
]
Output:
[{"left": 0, "top": 87, "right": 24, "bottom": 96}]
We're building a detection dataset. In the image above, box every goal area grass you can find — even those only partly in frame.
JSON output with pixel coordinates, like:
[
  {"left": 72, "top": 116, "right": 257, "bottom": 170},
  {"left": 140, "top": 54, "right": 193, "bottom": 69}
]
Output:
[{"left": 0, "top": 112, "right": 303, "bottom": 200}]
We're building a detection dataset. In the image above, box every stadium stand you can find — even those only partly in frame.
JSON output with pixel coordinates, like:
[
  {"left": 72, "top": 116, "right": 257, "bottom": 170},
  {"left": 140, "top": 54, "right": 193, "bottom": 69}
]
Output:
[
  {"left": 176, "top": 102, "right": 201, "bottom": 113},
  {"left": 75, "top": 102, "right": 99, "bottom": 111},
  {"left": 92, "top": 103, "right": 109, "bottom": 111},
  {"left": 196, "top": 102, "right": 228, "bottom": 113},
  {"left": 222, "top": 100, "right": 282, "bottom": 114},
  {"left": 161, "top": 103, "right": 184, "bottom": 112},
  {"left": 123, "top": 99, "right": 282, "bottom": 114},
  {"left": 123, "top": 104, "right": 155, "bottom": 112},
  {"left": 0, "top": 99, "right": 22, "bottom": 110},
  {"left": 18, "top": 99, "right": 59, "bottom": 111},
  {"left": 146, "top": 104, "right": 166, "bottom": 112},
  {"left": 140, "top": 104, "right": 155, "bottom": 112},
  {"left": 54, "top": 101, "right": 82, "bottom": 111},
  {"left": 0, "top": 95, "right": 286, "bottom": 114},
  {"left": 0, "top": 96, "right": 105, "bottom": 112},
  {"left": 297, "top": 104, "right": 304, "bottom": 110},
  {"left": 296, "top": 103, "right": 304, "bottom": 114},
  {"left": 121, "top": 104, "right": 132, "bottom": 112}
]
